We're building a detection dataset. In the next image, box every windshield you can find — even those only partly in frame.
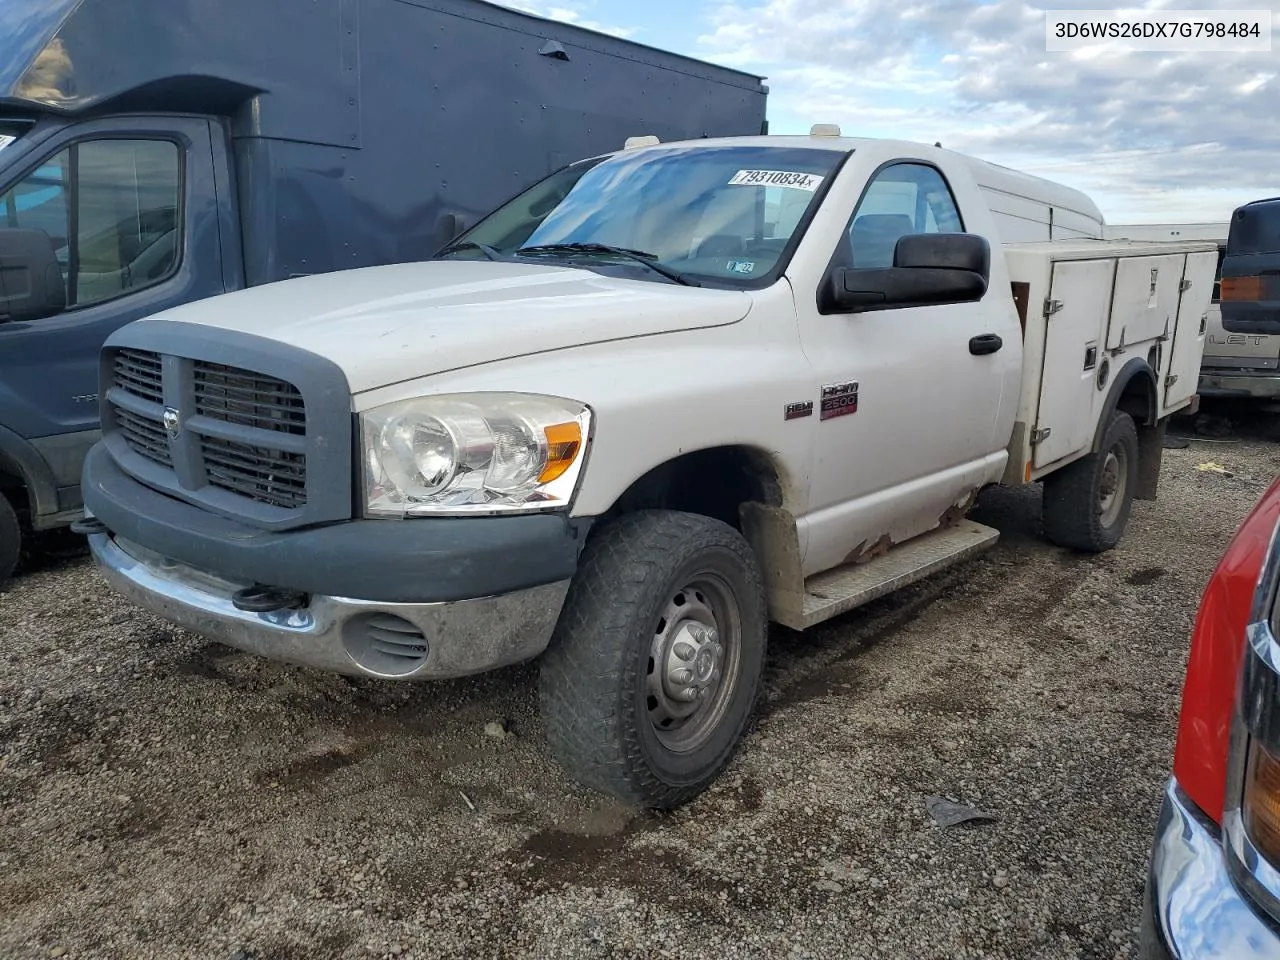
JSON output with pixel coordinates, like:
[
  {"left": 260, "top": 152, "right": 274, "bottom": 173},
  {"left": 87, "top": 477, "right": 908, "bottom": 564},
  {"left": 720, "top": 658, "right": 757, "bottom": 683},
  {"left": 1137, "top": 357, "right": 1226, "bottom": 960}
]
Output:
[
  {"left": 440, "top": 144, "right": 848, "bottom": 287},
  {"left": 0, "top": 119, "right": 34, "bottom": 154}
]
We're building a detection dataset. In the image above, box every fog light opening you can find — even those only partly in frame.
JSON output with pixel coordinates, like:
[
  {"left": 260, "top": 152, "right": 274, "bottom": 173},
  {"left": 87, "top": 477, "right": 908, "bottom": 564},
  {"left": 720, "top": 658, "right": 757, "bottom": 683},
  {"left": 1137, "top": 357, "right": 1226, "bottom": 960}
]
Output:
[{"left": 342, "top": 613, "right": 430, "bottom": 678}]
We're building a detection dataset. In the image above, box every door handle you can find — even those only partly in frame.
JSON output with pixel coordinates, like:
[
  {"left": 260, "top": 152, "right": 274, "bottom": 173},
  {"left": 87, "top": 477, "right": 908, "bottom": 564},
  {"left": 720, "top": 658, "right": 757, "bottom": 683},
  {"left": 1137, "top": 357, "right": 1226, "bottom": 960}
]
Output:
[{"left": 969, "top": 333, "right": 1003, "bottom": 356}]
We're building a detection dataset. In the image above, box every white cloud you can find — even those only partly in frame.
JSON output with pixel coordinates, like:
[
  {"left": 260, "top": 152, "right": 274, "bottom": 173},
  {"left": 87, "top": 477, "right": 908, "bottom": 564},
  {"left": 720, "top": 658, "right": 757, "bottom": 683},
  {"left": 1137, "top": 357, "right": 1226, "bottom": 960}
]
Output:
[
  {"left": 696, "top": 0, "right": 1280, "bottom": 221},
  {"left": 496, "top": 0, "right": 638, "bottom": 37}
]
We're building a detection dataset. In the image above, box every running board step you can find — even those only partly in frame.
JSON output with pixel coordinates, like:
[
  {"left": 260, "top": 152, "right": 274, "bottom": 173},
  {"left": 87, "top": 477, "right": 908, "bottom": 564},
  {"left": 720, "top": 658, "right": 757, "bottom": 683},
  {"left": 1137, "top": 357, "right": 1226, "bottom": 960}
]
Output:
[{"left": 784, "top": 520, "right": 1001, "bottom": 630}]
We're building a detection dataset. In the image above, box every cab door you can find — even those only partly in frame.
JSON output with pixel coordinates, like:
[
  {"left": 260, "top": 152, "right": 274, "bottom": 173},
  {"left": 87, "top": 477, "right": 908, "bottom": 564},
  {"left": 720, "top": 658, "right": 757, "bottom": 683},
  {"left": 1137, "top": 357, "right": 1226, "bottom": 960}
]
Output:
[
  {"left": 0, "top": 115, "right": 228, "bottom": 517},
  {"left": 792, "top": 159, "right": 1019, "bottom": 576}
]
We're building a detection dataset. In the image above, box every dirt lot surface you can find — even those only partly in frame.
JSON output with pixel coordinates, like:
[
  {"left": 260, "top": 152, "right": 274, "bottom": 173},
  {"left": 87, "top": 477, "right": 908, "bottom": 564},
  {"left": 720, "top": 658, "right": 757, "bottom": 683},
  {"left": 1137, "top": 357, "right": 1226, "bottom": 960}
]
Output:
[{"left": 2, "top": 406, "right": 1278, "bottom": 960}]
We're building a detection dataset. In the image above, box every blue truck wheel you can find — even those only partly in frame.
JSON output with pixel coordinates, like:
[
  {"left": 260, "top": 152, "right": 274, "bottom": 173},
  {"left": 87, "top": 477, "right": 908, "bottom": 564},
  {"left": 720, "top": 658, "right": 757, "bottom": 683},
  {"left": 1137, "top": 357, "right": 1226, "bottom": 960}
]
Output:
[{"left": 0, "top": 494, "right": 19, "bottom": 585}]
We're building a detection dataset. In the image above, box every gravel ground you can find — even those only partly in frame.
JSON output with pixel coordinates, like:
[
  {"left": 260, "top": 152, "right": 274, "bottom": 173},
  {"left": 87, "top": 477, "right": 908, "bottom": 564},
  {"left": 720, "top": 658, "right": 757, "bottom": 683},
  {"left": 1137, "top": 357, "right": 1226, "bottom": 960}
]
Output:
[{"left": 2, "top": 405, "right": 1277, "bottom": 960}]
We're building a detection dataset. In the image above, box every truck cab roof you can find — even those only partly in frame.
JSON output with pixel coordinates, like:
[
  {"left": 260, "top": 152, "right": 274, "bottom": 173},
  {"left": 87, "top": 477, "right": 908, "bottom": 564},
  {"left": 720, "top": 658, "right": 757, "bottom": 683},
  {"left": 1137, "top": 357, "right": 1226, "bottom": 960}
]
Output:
[{"left": 614, "top": 134, "right": 1106, "bottom": 235}]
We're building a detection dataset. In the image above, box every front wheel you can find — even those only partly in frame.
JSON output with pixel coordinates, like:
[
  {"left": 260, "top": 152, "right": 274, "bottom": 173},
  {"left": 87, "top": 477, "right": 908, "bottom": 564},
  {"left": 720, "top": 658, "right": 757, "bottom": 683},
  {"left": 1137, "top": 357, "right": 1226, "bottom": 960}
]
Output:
[
  {"left": 0, "top": 494, "right": 20, "bottom": 586},
  {"left": 1042, "top": 410, "right": 1140, "bottom": 552},
  {"left": 538, "top": 510, "right": 767, "bottom": 809}
]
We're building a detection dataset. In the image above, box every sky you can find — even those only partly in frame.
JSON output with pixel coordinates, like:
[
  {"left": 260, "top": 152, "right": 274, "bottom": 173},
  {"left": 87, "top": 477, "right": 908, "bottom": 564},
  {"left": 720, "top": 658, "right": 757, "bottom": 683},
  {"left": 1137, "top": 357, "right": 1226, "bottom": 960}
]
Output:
[{"left": 498, "top": 0, "right": 1278, "bottom": 225}]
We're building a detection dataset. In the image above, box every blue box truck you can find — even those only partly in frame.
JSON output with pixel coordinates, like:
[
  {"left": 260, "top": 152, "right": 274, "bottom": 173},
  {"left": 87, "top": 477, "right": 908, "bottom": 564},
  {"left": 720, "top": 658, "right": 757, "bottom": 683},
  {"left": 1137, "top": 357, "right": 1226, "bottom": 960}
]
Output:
[{"left": 0, "top": 0, "right": 768, "bottom": 582}]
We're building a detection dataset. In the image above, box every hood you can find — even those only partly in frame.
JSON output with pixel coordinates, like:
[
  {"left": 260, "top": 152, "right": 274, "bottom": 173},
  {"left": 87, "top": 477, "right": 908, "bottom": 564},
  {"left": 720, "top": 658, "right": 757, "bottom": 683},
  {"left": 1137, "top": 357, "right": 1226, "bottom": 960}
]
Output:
[{"left": 157, "top": 260, "right": 752, "bottom": 392}]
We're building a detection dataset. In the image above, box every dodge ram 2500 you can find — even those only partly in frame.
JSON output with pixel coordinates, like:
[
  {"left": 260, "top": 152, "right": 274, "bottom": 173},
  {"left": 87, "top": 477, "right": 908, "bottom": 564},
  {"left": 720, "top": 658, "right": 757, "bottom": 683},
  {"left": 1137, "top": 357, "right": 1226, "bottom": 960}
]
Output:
[{"left": 79, "top": 129, "right": 1217, "bottom": 808}]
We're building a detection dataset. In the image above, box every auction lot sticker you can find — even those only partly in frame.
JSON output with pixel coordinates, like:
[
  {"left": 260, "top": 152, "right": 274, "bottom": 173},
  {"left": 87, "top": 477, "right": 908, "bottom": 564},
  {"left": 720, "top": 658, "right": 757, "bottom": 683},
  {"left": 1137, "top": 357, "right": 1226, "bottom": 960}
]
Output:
[{"left": 728, "top": 170, "right": 825, "bottom": 191}]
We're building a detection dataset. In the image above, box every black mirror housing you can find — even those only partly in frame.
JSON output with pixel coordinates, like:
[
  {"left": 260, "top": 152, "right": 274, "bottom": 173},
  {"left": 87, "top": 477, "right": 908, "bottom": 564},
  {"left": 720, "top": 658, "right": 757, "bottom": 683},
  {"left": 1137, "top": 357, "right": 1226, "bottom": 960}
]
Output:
[
  {"left": 826, "top": 232, "right": 991, "bottom": 313},
  {"left": 894, "top": 232, "right": 990, "bottom": 275},
  {"left": 0, "top": 229, "right": 66, "bottom": 322}
]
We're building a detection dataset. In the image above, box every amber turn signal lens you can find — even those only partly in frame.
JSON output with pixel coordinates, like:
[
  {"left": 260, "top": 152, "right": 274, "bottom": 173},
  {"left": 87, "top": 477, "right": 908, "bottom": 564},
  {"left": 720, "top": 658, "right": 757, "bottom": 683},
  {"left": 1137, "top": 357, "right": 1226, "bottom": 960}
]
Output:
[
  {"left": 538, "top": 422, "right": 582, "bottom": 484},
  {"left": 1244, "top": 740, "right": 1280, "bottom": 864},
  {"left": 1220, "top": 276, "right": 1264, "bottom": 302}
]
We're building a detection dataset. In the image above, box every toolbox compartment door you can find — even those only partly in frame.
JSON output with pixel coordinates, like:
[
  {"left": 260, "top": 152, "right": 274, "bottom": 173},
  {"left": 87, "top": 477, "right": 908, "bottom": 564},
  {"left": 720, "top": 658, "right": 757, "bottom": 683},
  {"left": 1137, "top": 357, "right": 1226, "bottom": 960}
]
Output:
[
  {"left": 1033, "top": 258, "right": 1116, "bottom": 469},
  {"left": 1165, "top": 251, "right": 1219, "bottom": 409},
  {"left": 1107, "top": 254, "right": 1185, "bottom": 349}
]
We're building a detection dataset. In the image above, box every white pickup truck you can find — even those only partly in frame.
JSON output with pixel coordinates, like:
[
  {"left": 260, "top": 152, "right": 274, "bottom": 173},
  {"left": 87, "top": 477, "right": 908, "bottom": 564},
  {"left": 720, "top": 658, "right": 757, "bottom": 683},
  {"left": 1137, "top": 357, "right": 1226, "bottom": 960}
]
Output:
[{"left": 79, "top": 129, "right": 1218, "bottom": 808}]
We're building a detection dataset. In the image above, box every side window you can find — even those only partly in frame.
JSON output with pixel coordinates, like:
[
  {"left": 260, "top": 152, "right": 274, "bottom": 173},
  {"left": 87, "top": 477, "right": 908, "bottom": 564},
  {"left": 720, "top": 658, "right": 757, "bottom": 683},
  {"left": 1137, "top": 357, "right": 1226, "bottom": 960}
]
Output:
[
  {"left": 844, "top": 163, "right": 963, "bottom": 269},
  {"left": 73, "top": 141, "right": 182, "bottom": 306},
  {"left": 3, "top": 153, "right": 70, "bottom": 256},
  {"left": 0, "top": 139, "right": 181, "bottom": 312}
]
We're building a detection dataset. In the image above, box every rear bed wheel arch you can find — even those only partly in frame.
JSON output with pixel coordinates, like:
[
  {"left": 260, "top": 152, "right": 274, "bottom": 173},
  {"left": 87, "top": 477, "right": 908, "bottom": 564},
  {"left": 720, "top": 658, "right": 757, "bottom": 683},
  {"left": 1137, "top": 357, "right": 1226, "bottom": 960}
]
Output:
[{"left": 1094, "top": 357, "right": 1158, "bottom": 451}]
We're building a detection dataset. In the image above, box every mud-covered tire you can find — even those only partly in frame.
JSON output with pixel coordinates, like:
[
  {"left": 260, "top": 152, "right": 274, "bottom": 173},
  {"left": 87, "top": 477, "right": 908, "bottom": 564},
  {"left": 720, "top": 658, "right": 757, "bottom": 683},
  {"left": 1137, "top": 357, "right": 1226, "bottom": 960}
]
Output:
[
  {"left": 1042, "top": 410, "right": 1139, "bottom": 553},
  {"left": 0, "top": 494, "right": 20, "bottom": 586},
  {"left": 538, "top": 510, "right": 768, "bottom": 809}
]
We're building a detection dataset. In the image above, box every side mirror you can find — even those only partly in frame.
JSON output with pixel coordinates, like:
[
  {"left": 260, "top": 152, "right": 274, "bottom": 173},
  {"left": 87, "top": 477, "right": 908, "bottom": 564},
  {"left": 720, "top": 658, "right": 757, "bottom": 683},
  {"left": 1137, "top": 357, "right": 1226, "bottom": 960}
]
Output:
[
  {"left": 440, "top": 213, "right": 471, "bottom": 241},
  {"left": 0, "top": 229, "right": 66, "bottom": 322},
  {"left": 828, "top": 233, "right": 990, "bottom": 313}
]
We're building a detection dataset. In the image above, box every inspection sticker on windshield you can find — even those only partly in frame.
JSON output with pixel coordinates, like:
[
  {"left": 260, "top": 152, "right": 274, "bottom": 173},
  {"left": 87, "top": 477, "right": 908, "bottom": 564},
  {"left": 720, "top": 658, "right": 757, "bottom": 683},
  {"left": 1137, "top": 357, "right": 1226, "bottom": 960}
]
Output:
[
  {"left": 727, "top": 169, "right": 824, "bottom": 192},
  {"left": 0, "top": 135, "right": 15, "bottom": 153}
]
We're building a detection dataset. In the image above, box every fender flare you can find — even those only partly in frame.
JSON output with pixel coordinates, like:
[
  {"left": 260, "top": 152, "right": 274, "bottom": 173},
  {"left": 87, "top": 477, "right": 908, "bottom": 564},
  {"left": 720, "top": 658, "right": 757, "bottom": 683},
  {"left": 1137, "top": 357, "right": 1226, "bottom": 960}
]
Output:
[
  {"left": 1092, "top": 356, "right": 1159, "bottom": 453},
  {"left": 0, "top": 423, "right": 59, "bottom": 518}
]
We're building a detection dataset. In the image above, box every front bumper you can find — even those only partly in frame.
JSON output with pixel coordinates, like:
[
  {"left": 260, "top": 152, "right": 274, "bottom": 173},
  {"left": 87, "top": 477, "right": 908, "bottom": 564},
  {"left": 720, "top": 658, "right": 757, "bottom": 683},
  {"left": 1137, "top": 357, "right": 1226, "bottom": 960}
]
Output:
[
  {"left": 82, "top": 441, "right": 590, "bottom": 604},
  {"left": 1139, "top": 778, "right": 1280, "bottom": 960},
  {"left": 90, "top": 532, "right": 570, "bottom": 679},
  {"left": 1198, "top": 371, "right": 1280, "bottom": 400}
]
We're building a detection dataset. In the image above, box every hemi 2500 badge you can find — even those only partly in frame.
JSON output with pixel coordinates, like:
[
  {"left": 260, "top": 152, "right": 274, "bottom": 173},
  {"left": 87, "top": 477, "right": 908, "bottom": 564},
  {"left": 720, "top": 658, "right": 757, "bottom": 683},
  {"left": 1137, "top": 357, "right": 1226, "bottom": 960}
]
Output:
[{"left": 819, "top": 381, "right": 858, "bottom": 420}]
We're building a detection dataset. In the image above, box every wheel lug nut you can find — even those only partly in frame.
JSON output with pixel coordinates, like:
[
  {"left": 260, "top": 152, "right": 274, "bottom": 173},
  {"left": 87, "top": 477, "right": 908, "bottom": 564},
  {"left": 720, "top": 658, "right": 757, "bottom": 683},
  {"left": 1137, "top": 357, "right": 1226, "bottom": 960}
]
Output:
[
  {"left": 674, "top": 641, "right": 697, "bottom": 661},
  {"left": 671, "top": 667, "right": 694, "bottom": 684}
]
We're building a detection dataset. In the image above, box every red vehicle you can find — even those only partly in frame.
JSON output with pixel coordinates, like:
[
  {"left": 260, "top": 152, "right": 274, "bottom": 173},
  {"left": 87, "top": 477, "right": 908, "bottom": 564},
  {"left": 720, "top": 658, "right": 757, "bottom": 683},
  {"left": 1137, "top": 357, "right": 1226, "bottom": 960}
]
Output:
[{"left": 1141, "top": 476, "right": 1280, "bottom": 958}]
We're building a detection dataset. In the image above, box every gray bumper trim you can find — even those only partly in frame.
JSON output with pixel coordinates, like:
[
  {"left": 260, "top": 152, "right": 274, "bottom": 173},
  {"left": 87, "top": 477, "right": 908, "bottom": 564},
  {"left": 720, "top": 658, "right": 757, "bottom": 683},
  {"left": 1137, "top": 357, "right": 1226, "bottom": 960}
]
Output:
[
  {"left": 1197, "top": 372, "right": 1280, "bottom": 399},
  {"left": 90, "top": 533, "right": 570, "bottom": 680},
  {"left": 1140, "top": 778, "right": 1280, "bottom": 960}
]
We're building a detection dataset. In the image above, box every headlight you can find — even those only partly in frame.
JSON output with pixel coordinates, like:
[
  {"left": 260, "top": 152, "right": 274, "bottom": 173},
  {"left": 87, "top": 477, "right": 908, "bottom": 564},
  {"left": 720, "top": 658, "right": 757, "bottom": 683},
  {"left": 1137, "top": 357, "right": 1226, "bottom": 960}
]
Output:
[{"left": 362, "top": 393, "right": 591, "bottom": 516}]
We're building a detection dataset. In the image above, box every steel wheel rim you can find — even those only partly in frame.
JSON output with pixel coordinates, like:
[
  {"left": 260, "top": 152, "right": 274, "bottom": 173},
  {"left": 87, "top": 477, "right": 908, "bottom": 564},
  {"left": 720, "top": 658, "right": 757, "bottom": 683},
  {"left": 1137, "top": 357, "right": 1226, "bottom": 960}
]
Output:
[
  {"left": 1098, "top": 446, "right": 1128, "bottom": 528},
  {"left": 645, "top": 573, "right": 742, "bottom": 754}
]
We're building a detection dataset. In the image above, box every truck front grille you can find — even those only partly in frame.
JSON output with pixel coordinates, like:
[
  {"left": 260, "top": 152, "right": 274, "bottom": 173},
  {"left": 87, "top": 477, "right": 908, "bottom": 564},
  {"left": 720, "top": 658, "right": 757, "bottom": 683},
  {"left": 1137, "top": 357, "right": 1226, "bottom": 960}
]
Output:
[
  {"left": 193, "top": 362, "right": 307, "bottom": 435},
  {"left": 113, "top": 348, "right": 164, "bottom": 404},
  {"left": 107, "top": 349, "right": 309, "bottom": 511},
  {"left": 115, "top": 407, "right": 174, "bottom": 468},
  {"left": 201, "top": 435, "right": 308, "bottom": 508}
]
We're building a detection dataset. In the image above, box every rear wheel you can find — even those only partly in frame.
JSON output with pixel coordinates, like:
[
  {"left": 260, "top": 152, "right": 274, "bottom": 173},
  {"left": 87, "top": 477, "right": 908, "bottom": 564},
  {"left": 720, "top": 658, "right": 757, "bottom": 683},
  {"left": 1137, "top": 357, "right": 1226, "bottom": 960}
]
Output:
[
  {"left": 1042, "top": 410, "right": 1139, "bottom": 552},
  {"left": 538, "top": 510, "right": 767, "bottom": 809},
  {"left": 0, "top": 494, "right": 21, "bottom": 586}
]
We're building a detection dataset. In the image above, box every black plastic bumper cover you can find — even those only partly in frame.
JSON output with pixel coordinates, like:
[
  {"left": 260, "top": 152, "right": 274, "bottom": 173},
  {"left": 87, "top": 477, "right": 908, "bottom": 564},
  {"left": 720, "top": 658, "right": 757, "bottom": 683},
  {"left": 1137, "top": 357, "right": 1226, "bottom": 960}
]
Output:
[{"left": 82, "top": 443, "right": 592, "bottom": 604}]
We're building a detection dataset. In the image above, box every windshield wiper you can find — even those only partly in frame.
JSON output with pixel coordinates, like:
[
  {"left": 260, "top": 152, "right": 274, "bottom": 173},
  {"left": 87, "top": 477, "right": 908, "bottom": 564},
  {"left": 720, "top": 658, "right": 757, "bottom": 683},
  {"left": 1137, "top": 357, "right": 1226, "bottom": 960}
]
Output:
[
  {"left": 435, "top": 240, "right": 502, "bottom": 262},
  {"left": 516, "top": 243, "right": 701, "bottom": 287}
]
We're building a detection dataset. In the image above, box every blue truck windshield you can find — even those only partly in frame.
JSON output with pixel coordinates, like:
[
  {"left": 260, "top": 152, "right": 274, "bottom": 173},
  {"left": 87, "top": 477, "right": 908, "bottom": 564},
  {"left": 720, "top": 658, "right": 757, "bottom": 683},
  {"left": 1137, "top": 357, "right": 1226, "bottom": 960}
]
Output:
[{"left": 441, "top": 144, "right": 848, "bottom": 286}]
